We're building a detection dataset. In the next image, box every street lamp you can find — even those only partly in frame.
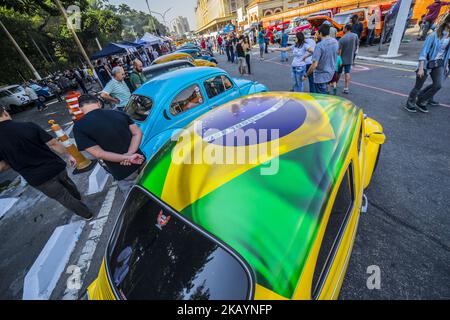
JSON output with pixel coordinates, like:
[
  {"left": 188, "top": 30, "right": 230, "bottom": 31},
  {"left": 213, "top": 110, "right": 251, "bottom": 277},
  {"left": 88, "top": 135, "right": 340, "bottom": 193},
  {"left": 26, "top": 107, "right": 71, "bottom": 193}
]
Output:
[{"left": 150, "top": 7, "right": 173, "bottom": 34}]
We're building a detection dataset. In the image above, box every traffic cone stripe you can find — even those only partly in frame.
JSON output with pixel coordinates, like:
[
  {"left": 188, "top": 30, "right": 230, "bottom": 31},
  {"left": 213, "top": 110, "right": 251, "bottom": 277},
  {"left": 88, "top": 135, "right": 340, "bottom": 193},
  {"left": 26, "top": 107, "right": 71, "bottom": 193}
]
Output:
[{"left": 66, "top": 98, "right": 79, "bottom": 103}]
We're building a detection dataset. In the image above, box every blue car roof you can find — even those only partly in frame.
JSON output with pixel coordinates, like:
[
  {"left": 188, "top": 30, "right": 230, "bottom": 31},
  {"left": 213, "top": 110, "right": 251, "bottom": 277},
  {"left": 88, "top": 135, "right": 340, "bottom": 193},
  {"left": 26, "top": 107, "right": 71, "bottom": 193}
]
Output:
[{"left": 134, "top": 67, "right": 225, "bottom": 99}]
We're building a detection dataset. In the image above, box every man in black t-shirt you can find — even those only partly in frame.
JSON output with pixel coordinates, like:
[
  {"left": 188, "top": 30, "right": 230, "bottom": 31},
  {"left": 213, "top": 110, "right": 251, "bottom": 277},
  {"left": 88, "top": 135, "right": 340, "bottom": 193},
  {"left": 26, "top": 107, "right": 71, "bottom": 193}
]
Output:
[
  {"left": 0, "top": 107, "right": 93, "bottom": 220},
  {"left": 73, "top": 95, "right": 145, "bottom": 195}
]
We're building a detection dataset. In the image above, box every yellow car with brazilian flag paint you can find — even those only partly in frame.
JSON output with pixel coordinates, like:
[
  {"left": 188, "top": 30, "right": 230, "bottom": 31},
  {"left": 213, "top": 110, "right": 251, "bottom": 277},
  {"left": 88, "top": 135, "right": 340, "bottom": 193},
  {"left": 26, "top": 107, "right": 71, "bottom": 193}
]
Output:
[
  {"left": 152, "top": 52, "right": 217, "bottom": 68},
  {"left": 87, "top": 92, "right": 385, "bottom": 300}
]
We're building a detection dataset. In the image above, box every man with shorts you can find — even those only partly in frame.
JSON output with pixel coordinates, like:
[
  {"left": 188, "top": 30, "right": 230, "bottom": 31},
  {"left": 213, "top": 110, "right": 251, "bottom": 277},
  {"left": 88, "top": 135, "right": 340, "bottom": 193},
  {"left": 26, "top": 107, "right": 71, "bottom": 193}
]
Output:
[{"left": 338, "top": 24, "right": 359, "bottom": 94}]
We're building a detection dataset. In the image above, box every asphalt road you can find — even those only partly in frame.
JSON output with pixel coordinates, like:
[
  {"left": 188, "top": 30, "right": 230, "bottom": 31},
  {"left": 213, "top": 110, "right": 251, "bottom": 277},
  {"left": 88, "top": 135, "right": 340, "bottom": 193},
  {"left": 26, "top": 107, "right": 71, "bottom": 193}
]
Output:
[{"left": 0, "top": 49, "right": 449, "bottom": 300}]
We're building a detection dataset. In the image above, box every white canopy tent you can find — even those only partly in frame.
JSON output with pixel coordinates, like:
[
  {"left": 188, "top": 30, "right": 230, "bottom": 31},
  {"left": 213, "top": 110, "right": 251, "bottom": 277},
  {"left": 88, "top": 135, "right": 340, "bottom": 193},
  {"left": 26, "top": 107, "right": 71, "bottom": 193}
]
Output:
[{"left": 140, "top": 33, "right": 163, "bottom": 46}]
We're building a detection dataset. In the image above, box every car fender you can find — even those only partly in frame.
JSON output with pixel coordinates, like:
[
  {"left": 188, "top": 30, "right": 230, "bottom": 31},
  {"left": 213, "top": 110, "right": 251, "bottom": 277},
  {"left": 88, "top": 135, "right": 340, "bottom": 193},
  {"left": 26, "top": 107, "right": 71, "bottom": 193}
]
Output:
[
  {"left": 364, "top": 116, "right": 385, "bottom": 189},
  {"left": 141, "top": 129, "right": 183, "bottom": 160}
]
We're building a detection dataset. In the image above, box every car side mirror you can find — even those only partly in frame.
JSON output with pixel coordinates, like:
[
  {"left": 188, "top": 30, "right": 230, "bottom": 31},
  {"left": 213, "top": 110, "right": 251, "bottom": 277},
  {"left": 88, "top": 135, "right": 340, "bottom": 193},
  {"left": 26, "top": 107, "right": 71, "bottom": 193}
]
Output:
[{"left": 366, "top": 132, "right": 385, "bottom": 145}]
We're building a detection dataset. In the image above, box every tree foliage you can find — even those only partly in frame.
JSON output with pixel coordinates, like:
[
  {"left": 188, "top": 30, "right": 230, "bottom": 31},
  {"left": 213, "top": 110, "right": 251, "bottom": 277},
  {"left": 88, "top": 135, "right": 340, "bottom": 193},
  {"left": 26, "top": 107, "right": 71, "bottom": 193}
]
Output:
[{"left": 0, "top": 0, "right": 168, "bottom": 85}]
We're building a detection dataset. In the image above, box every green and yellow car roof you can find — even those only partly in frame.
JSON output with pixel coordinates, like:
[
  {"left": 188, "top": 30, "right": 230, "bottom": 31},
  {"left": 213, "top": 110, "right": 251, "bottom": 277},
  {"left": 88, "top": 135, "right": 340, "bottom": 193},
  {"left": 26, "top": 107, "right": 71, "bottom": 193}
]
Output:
[{"left": 139, "top": 92, "right": 360, "bottom": 299}]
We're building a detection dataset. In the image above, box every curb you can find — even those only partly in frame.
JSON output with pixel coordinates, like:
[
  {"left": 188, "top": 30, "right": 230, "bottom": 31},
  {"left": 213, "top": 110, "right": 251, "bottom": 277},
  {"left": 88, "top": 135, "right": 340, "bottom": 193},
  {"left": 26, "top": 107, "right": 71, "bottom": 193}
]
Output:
[
  {"left": 0, "top": 198, "right": 19, "bottom": 219},
  {"left": 357, "top": 55, "right": 418, "bottom": 67}
]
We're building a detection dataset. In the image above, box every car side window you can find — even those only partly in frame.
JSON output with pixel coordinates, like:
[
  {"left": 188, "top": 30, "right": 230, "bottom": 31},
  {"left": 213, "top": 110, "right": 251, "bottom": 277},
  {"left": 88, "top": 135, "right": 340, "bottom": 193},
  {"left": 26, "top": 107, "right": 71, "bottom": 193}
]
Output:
[
  {"left": 311, "top": 163, "right": 355, "bottom": 298},
  {"left": 204, "top": 76, "right": 227, "bottom": 99},
  {"left": 125, "top": 95, "right": 153, "bottom": 122},
  {"left": 223, "top": 76, "right": 233, "bottom": 90},
  {"left": 170, "top": 85, "right": 204, "bottom": 116}
]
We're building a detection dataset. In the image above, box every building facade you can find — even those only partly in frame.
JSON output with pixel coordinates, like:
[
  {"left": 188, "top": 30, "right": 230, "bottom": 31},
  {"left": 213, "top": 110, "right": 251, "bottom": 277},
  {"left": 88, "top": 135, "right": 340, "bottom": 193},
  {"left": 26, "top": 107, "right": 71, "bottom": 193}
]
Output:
[
  {"left": 172, "top": 16, "right": 191, "bottom": 35},
  {"left": 195, "top": 0, "right": 249, "bottom": 34}
]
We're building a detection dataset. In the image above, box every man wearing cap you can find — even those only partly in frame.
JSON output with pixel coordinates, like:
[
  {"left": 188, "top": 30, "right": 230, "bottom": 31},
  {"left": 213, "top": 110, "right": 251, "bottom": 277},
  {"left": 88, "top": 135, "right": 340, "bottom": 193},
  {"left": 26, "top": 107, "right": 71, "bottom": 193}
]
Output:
[
  {"left": 100, "top": 66, "right": 131, "bottom": 111},
  {"left": 0, "top": 106, "right": 93, "bottom": 220},
  {"left": 73, "top": 95, "right": 145, "bottom": 195}
]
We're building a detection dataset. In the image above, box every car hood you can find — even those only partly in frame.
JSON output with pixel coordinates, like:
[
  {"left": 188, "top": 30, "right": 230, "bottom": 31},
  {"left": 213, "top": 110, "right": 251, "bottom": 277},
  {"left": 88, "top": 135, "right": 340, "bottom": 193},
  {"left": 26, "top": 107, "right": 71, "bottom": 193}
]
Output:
[{"left": 307, "top": 16, "right": 342, "bottom": 30}]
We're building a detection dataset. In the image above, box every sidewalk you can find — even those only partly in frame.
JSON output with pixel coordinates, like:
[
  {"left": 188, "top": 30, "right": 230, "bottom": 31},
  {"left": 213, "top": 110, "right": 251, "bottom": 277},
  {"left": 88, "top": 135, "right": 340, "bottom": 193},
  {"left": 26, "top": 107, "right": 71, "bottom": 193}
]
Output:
[{"left": 357, "top": 26, "right": 422, "bottom": 66}]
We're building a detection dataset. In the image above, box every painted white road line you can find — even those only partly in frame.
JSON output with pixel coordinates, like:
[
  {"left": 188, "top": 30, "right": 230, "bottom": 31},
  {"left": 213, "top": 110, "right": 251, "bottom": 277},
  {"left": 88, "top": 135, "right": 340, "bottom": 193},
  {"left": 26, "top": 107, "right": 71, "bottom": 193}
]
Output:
[
  {"left": 46, "top": 100, "right": 60, "bottom": 106},
  {"left": 0, "top": 198, "right": 19, "bottom": 219},
  {"left": 22, "top": 220, "right": 85, "bottom": 300},
  {"left": 86, "top": 163, "right": 111, "bottom": 195},
  {"left": 62, "top": 184, "right": 117, "bottom": 300}
]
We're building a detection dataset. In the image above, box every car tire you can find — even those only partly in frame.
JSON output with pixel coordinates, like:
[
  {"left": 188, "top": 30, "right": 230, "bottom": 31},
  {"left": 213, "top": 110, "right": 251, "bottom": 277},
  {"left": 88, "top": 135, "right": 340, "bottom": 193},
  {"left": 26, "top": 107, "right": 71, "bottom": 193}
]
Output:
[
  {"left": 8, "top": 105, "right": 19, "bottom": 114},
  {"left": 38, "top": 96, "right": 46, "bottom": 102}
]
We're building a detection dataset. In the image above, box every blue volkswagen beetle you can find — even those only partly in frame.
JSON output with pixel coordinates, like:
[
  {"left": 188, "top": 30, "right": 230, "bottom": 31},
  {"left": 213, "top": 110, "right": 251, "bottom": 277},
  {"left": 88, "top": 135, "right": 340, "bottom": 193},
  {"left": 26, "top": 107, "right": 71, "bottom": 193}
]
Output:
[
  {"left": 125, "top": 67, "right": 268, "bottom": 159},
  {"left": 176, "top": 48, "right": 218, "bottom": 65}
]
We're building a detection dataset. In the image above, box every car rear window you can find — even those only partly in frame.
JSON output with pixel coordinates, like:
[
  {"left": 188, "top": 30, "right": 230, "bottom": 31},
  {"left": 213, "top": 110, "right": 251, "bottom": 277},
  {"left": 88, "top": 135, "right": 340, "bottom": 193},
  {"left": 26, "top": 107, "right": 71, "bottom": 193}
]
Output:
[
  {"left": 106, "top": 187, "right": 254, "bottom": 300},
  {"left": 125, "top": 95, "right": 153, "bottom": 122}
]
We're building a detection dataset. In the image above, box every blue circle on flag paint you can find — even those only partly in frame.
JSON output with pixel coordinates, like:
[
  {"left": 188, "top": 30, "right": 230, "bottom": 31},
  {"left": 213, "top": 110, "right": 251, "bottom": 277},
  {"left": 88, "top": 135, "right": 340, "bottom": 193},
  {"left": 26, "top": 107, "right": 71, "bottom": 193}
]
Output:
[{"left": 197, "top": 96, "right": 307, "bottom": 146}]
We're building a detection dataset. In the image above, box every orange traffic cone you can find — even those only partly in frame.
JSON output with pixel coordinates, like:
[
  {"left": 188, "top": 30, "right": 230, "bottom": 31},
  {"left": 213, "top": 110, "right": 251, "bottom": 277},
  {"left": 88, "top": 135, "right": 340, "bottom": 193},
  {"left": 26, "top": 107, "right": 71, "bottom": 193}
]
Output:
[
  {"left": 48, "top": 120, "right": 96, "bottom": 175},
  {"left": 65, "top": 91, "right": 84, "bottom": 121}
]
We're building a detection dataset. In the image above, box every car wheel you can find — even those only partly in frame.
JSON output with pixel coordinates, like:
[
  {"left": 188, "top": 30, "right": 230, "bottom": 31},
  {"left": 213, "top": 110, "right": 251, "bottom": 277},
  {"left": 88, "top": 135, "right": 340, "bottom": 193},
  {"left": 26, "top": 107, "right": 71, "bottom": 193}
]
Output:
[
  {"left": 38, "top": 96, "right": 46, "bottom": 102},
  {"left": 8, "top": 105, "right": 19, "bottom": 114}
]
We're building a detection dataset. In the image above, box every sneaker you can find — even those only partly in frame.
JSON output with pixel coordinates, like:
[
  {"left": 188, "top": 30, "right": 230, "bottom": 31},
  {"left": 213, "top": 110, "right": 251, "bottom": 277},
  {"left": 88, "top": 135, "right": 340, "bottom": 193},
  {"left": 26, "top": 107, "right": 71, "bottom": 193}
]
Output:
[
  {"left": 428, "top": 100, "right": 440, "bottom": 107},
  {"left": 343, "top": 88, "right": 349, "bottom": 94},
  {"left": 416, "top": 101, "right": 429, "bottom": 113},
  {"left": 404, "top": 101, "right": 417, "bottom": 113}
]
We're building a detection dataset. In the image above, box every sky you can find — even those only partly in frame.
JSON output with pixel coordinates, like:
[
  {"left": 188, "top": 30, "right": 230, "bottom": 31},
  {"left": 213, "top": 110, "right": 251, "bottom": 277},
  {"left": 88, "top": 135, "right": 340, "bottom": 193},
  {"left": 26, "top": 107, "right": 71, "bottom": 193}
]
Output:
[{"left": 108, "top": 0, "right": 198, "bottom": 30}]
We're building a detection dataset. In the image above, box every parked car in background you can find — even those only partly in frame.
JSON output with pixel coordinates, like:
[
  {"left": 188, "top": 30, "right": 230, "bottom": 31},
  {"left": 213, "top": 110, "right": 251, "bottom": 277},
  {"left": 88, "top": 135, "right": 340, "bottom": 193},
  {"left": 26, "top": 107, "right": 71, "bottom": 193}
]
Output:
[
  {"left": 123, "top": 67, "right": 268, "bottom": 159},
  {"left": 0, "top": 85, "right": 31, "bottom": 113},
  {"left": 30, "top": 83, "right": 54, "bottom": 102},
  {"left": 142, "top": 60, "right": 195, "bottom": 82},
  {"left": 334, "top": 6, "right": 386, "bottom": 40},
  {"left": 176, "top": 48, "right": 218, "bottom": 64},
  {"left": 152, "top": 52, "right": 217, "bottom": 68},
  {"left": 86, "top": 92, "right": 385, "bottom": 300}
]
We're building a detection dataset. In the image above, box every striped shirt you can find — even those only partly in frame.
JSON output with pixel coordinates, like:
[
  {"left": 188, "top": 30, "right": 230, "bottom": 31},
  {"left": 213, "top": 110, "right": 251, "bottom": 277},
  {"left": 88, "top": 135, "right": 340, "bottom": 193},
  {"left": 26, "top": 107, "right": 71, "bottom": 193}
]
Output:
[{"left": 102, "top": 78, "right": 131, "bottom": 108}]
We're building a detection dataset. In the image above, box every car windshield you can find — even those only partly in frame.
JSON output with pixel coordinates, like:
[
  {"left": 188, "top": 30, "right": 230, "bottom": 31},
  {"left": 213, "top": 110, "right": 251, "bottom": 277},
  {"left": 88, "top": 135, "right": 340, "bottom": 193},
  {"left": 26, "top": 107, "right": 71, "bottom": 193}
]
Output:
[
  {"left": 334, "top": 14, "right": 352, "bottom": 25},
  {"left": 106, "top": 187, "right": 253, "bottom": 300},
  {"left": 10, "top": 86, "right": 23, "bottom": 94}
]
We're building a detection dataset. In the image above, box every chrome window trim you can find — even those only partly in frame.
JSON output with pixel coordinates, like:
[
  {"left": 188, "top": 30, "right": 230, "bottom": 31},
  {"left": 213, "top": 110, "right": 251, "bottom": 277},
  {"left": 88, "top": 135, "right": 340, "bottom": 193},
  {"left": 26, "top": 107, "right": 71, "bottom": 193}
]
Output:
[{"left": 312, "top": 162, "right": 356, "bottom": 299}]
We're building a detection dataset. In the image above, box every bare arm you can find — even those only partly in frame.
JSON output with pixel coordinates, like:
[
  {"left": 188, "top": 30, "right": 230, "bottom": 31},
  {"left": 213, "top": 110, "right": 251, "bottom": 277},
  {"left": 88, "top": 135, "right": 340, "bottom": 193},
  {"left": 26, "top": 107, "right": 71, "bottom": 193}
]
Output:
[
  {"left": 0, "top": 160, "right": 10, "bottom": 172},
  {"left": 100, "top": 92, "right": 119, "bottom": 104},
  {"left": 302, "top": 47, "right": 314, "bottom": 61},
  {"left": 47, "top": 138, "right": 68, "bottom": 157},
  {"left": 306, "top": 61, "right": 319, "bottom": 77},
  {"left": 85, "top": 145, "right": 144, "bottom": 165},
  {"left": 47, "top": 138, "right": 77, "bottom": 166},
  {"left": 126, "top": 124, "right": 143, "bottom": 155}
]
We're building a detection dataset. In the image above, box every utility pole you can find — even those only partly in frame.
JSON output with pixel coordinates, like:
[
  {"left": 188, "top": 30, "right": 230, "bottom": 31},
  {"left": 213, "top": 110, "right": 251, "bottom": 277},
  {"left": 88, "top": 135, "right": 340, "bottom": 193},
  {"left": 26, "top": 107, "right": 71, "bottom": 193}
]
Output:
[
  {"left": 95, "top": 37, "right": 102, "bottom": 50},
  {"left": 380, "top": 0, "right": 413, "bottom": 58},
  {"left": 0, "top": 19, "right": 42, "bottom": 80},
  {"left": 54, "top": 0, "right": 103, "bottom": 88},
  {"left": 145, "top": 0, "right": 158, "bottom": 34}
]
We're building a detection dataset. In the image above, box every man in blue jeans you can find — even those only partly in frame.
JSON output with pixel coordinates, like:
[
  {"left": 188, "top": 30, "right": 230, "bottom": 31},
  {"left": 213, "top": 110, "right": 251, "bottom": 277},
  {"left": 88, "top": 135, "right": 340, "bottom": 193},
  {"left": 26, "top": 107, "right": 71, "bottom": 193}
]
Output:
[{"left": 304, "top": 24, "right": 338, "bottom": 94}]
